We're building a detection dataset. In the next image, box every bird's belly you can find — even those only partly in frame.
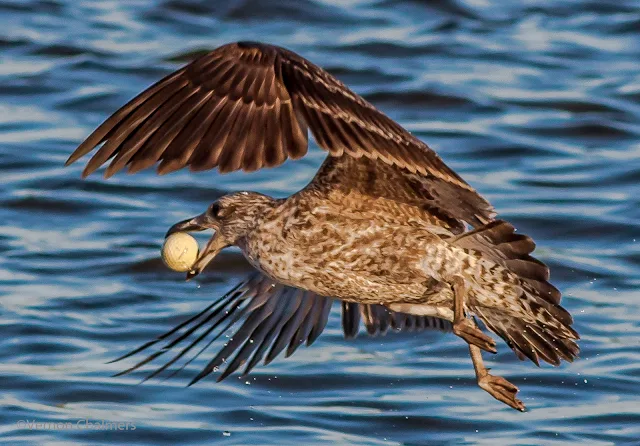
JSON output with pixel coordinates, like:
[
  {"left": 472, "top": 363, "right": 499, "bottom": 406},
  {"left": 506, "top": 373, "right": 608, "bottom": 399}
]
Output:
[{"left": 240, "top": 221, "right": 444, "bottom": 304}]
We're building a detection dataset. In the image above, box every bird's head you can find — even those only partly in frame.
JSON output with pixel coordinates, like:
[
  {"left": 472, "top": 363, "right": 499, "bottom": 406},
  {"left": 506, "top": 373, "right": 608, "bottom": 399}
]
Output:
[{"left": 166, "top": 191, "right": 276, "bottom": 280}]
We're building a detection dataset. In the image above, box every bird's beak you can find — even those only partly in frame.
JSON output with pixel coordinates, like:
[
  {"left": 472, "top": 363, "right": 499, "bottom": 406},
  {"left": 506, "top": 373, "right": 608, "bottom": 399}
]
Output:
[
  {"left": 165, "top": 212, "right": 228, "bottom": 280},
  {"left": 165, "top": 212, "right": 216, "bottom": 237},
  {"left": 186, "top": 232, "right": 228, "bottom": 281}
]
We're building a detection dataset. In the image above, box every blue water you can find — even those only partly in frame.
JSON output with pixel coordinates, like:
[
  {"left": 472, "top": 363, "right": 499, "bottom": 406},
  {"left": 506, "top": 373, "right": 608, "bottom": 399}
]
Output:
[{"left": 1, "top": 0, "right": 640, "bottom": 444}]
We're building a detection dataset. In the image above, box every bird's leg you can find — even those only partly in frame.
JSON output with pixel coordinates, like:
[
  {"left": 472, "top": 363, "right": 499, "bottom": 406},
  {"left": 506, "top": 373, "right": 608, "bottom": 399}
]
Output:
[
  {"left": 468, "top": 326, "right": 526, "bottom": 412},
  {"left": 450, "top": 277, "right": 523, "bottom": 410},
  {"left": 451, "top": 275, "right": 497, "bottom": 353}
]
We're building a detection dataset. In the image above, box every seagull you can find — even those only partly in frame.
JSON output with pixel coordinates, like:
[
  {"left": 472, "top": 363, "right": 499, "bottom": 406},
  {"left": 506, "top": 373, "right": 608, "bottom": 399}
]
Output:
[{"left": 66, "top": 41, "right": 579, "bottom": 411}]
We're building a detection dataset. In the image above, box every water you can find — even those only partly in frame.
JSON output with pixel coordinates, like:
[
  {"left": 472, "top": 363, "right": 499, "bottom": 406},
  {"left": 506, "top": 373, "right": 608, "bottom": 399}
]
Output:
[{"left": 1, "top": 0, "right": 639, "bottom": 444}]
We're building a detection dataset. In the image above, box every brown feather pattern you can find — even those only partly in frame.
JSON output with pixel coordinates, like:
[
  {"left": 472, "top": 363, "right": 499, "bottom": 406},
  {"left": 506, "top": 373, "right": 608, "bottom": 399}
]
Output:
[
  {"left": 451, "top": 220, "right": 561, "bottom": 303},
  {"left": 309, "top": 155, "right": 488, "bottom": 230},
  {"left": 450, "top": 220, "right": 578, "bottom": 365},
  {"left": 67, "top": 41, "right": 484, "bottom": 206}
]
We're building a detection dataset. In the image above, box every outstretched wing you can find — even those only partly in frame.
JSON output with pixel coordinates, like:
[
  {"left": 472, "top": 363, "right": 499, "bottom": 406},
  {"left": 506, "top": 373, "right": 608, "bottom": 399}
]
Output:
[
  {"left": 111, "top": 273, "right": 449, "bottom": 384},
  {"left": 66, "top": 41, "right": 493, "bottom": 224}
]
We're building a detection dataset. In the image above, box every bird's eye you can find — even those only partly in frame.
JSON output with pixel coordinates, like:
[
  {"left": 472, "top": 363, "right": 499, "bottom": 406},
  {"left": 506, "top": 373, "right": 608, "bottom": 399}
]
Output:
[{"left": 209, "top": 202, "right": 221, "bottom": 217}]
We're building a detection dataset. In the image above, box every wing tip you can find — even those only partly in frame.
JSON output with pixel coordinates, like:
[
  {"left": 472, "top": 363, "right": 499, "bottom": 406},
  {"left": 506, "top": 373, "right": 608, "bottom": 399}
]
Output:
[
  {"left": 64, "top": 155, "right": 77, "bottom": 167},
  {"left": 81, "top": 166, "right": 93, "bottom": 179}
]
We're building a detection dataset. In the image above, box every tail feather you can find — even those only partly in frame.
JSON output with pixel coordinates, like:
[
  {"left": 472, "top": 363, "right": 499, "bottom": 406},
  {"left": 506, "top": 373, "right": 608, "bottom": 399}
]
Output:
[
  {"left": 452, "top": 220, "right": 560, "bottom": 304},
  {"left": 528, "top": 323, "right": 580, "bottom": 362},
  {"left": 452, "top": 220, "right": 579, "bottom": 366},
  {"left": 474, "top": 306, "right": 579, "bottom": 366},
  {"left": 506, "top": 256, "right": 549, "bottom": 282}
]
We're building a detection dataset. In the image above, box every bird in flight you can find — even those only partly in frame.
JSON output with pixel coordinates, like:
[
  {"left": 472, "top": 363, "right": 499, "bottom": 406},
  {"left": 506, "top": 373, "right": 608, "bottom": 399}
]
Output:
[{"left": 66, "top": 41, "right": 579, "bottom": 411}]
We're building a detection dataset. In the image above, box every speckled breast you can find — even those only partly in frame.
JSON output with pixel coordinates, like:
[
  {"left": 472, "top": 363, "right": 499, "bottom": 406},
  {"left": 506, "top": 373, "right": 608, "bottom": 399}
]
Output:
[{"left": 239, "top": 205, "right": 444, "bottom": 304}]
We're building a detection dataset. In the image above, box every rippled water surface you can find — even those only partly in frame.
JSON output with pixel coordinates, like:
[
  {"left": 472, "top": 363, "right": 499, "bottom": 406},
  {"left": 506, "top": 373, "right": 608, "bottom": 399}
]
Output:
[{"left": 1, "top": 0, "right": 640, "bottom": 444}]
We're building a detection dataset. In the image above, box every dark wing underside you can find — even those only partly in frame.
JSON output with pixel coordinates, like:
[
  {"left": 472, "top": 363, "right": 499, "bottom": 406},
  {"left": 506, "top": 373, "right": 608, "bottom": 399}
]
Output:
[
  {"left": 112, "top": 273, "right": 449, "bottom": 384},
  {"left": 66, "top": 40, "right": 494, "bottom": 225},
  {"left": 342, "top": 302, "right": 451, "bottom": 339}
]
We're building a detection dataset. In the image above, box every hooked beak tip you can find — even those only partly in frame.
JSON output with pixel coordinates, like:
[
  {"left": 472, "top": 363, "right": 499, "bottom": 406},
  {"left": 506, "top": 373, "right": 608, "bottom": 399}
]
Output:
[{"left": 185, "top": 269, "right": 199, "bottom": 281}]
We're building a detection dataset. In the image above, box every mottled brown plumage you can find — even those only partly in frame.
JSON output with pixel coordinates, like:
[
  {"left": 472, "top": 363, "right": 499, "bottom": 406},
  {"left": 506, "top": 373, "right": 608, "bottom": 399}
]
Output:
[{"left": 67, "top": 41, "right": 579, "bottom": 411}]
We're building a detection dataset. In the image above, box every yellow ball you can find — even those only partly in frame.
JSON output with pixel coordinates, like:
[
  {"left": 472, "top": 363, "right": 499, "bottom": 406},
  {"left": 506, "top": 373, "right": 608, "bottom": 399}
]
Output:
[{"left": 161, "top": 233, "right": 199, "bottom": 272}]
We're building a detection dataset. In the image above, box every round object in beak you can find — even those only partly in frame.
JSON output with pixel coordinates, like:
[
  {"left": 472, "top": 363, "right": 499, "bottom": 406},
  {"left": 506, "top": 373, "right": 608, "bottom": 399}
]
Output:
[{"left": 161, "top": 232, "right": 199, "bottom": 272}]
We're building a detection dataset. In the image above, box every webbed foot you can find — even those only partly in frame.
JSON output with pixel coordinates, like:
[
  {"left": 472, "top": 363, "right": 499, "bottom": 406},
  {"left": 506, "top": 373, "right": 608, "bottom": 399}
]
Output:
[{"left": 478, "top": 372, "right": 526, "bottom": 412}]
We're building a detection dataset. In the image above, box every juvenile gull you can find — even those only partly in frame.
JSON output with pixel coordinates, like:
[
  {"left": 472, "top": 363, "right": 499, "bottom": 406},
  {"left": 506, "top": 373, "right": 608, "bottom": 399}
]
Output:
[{"left": 67, "top": 41, "right": 579, "bottom": 411}]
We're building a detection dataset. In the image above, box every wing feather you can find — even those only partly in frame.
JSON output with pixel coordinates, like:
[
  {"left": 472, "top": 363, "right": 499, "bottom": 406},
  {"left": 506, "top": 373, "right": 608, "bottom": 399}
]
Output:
[
  {"left": 111, "top": 274, "right": 451, "bottom": 384},
  {"left": 67, "top": 41, "right": 493, "bottom": 224},
  {"left": 343, "top": 303, "right": 452, "bottom": 338}
]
